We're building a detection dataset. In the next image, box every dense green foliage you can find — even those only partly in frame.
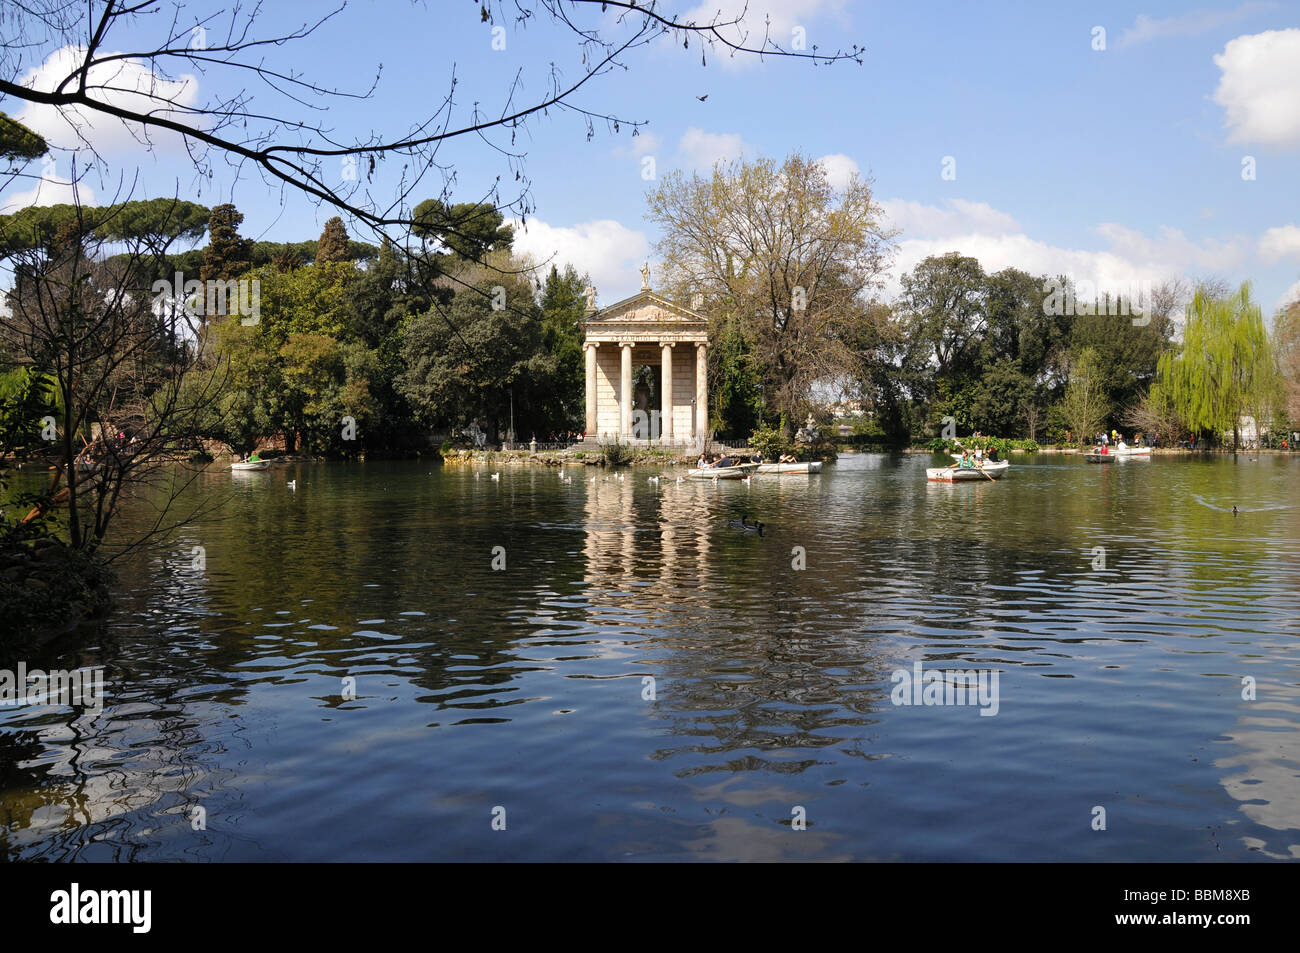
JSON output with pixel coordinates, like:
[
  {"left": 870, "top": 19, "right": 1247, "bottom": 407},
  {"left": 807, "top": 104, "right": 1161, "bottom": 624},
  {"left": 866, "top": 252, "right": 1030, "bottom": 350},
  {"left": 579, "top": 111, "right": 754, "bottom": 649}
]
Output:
[
  {"left": 1155, "top": 283, "right": 1276, "bottom": 450},
  {"left": 924, "top": 436, "right": 1040, "bottom": 454},
  {"left": 173, "top": 205, "right": 587, "bottom": 453},
  {"left": 873, "top": 255, "right": 1176, "bottom": 445},
  {"left": 0, "top": 199, "right": 209, "bottom": 258},
  {"left": 0, "top": 112, "right": 47, "bottom": 161},
  {"left": 201, "top": 203, "right": 253, "bottom": 285},
  {"left": 747, "top": 424, "right": 796, "bottom": 460}
]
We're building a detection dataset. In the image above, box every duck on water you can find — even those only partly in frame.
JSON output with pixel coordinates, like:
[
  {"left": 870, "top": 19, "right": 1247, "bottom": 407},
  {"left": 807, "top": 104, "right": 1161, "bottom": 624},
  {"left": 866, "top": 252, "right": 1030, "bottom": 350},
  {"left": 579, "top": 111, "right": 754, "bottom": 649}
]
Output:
[{"left": 727, "top": 517, "right": 765, "bottom": 536}]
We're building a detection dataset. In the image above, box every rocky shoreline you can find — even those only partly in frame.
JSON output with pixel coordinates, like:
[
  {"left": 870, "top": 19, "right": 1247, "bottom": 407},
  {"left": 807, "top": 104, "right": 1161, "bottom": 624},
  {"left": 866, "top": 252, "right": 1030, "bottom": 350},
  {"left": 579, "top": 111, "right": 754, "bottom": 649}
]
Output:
[{"left": 439, "top": 446, "right": 715, "bottom": 467}]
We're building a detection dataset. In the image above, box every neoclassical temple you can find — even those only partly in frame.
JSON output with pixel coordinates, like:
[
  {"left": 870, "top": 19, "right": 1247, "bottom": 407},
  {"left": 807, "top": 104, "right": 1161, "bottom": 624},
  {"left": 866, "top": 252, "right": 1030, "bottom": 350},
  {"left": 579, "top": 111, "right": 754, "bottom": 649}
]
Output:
[{"left": 583, "top": 267, "right": 708, "bottom": 445}]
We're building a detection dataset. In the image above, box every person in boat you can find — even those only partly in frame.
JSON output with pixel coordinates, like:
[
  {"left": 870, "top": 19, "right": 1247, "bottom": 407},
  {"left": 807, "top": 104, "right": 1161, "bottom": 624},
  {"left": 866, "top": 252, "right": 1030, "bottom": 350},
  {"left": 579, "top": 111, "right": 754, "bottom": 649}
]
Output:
[
  {"left": 1116, "top": 438, "right": 1128, "bottom": 451},
  {"left": 1099, "top": 444, "right": 1109, "bottom": 455},
  {"left": 778, "top": 452, "right": 797, "bottom": 464},
  {"left": 973, "top": 445, "right": 984, "bottom": 465},
  {"left": 958, "top": 449, "right": 974, "bottom": 469},
  {"left": 715, "top": 454, "right": 735, "bottom": 468},
  {"left": 697, "top": 453, "right": 709, "bottom": 469},
  {"left": 985, "top": 444, "right": 999, "bottom": 463}
]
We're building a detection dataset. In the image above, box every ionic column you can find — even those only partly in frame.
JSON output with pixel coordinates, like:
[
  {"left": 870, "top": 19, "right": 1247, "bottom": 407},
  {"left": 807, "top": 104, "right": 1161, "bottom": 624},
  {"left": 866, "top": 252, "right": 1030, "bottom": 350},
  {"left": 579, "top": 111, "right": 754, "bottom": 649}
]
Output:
[
  {"left": 695, "top": 342, "right": 708, "bottom": 438},
  {"left": 660, "top": 342, "right": 674, "bottom": 443},
  {"left": 584, "top": 343, "right": 598, "bottom": 436},
  {"left": 620, "top": 342, "right": 633, "bottom": 440}
]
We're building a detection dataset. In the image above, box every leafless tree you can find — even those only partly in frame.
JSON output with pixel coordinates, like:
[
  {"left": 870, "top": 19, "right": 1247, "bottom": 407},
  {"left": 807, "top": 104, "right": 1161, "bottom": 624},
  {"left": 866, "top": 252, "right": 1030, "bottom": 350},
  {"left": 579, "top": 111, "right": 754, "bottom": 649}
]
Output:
[
  {"left": 0, "top": 1, "right": 864, "bottom": 252},
  {"left": 1, "top": 183, "right": 224, "bottom": 558}
]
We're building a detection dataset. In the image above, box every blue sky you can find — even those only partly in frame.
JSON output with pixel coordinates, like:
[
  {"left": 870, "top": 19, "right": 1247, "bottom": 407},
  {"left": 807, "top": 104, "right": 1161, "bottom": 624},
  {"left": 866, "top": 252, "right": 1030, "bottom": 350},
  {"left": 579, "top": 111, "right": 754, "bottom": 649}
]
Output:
[{"left": 6, "top": 0, "right": 1300, "bottom": 313}]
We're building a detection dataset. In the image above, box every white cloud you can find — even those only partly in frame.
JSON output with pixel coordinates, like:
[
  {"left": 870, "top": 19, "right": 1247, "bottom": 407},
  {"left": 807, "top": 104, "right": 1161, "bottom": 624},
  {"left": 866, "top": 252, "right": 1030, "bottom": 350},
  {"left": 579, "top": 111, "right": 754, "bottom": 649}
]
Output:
[
  {"left": 1259, "top": 225, "right": 1300, "bottom": 263},
  {"left": 677, "top": 128, "right": 749, "bottom": 170},
  {"left": 1277, "top": 278, "right": 1300, "bottom": 310},
  {"left": 507, "top": 217, "right": 650, "bottom": 303},
  {"left": 613, "top": 130, "right": 662, "bottom": 161},
  {"left": 1092, "top": 222, "right": 1242, "bottom": 272},
  {"left": 675, "top": 0, "right": 850, "bottom": 70},
  {"left": 880, "top": 197, "right": 1021, "bottom": 238},
  {"left": 631, "top": 131, "right": 661, "bottom": 157},
  {"left": 1117, "top": 3, "right": 1276, "bottom": 48},
  {"left": 13, "top": 45, "right": 201, "bottom": 155},
  {"left": 1213, "top": 29, "right": 1300, "bottom": 147},
  {"left": 817, "top": 153, "right": 859, "bottom": 190},
  {"left": 877, "top": 198, "right": 1245, "bottom": 303},
  {"left": 0, "top": 167, "right": 96, "bottom": 214}
]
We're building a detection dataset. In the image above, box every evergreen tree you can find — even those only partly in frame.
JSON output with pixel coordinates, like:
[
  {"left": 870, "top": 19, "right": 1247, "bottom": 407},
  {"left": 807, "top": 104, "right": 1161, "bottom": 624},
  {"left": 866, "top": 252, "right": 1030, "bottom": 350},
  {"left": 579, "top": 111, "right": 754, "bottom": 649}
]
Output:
[
  {"left": 316, "top": 216, "right": 350, "bottom": 264},
  {"left": 201, "top": 204, "right": 253, "bottom": 284},
  {"left": 537, "top": 264, "right": 588, "bottom": 434}
]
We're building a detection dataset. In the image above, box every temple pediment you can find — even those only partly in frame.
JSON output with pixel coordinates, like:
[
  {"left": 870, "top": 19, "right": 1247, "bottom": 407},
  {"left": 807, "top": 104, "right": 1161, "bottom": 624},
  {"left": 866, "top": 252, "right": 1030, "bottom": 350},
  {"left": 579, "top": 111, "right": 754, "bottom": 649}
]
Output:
[{"left": 586, "top": 291, "right": 708, "bottom": 330}]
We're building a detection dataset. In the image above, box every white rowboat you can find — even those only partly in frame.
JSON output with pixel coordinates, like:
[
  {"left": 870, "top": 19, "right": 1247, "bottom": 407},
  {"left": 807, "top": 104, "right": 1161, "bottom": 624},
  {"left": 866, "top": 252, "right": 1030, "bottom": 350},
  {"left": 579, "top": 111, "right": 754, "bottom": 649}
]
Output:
[
  {"left": 686, "top": 464, "right": 758, "bottom": 480},
  {"left": 755, "top": 461, "right": 822, "bottom": 474},
  {"left": 927, "top": 460, "right": 1010, "bottom": 482},
  {"left": 231, "top": 460, "right": 272, "bottom": 471}
]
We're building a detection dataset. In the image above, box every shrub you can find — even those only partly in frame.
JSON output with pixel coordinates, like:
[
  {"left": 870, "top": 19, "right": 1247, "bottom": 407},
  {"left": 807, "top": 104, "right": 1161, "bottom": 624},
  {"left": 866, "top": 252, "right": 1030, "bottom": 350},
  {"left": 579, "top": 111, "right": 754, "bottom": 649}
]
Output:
[
  {"left": 600, "top": 439, "right": 632, "bottom": 467},
  {"left": 749, "top": 424, "right": 796, "bottom": 460},
  {"left": 923, "top": 436, "right": 1039, "bottom": 454}
]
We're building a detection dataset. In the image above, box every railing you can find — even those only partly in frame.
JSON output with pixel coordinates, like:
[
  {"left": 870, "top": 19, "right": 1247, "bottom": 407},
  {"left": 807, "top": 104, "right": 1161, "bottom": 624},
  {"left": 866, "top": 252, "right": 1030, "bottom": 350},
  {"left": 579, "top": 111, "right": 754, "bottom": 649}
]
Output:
[
  {"left": 710, "top": 438, "right": 754, "bottom": 449},
  {"left": 500, "top": 440, "right": 583, "bottom": 451}
]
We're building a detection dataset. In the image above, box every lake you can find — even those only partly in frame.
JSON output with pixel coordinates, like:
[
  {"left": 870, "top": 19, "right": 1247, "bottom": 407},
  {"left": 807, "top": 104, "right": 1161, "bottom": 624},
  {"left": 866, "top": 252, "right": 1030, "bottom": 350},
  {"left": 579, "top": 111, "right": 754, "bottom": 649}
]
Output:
[{"left": 2, "top": 452, "right": 1298, "bottom": 861}]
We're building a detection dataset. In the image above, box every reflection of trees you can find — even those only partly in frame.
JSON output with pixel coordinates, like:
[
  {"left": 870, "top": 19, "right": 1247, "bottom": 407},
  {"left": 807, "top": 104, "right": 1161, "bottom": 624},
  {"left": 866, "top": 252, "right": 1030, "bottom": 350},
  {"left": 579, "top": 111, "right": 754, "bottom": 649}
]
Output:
[
  {"left": 1215, "top": 682, "right": 1300, "bottom": 858},
  {"left": 0, "top": 653, "right": 244, "bottom": 861},
  {"left": 177, "top": 463, "right": 604, "bottom": 721},
  {"left": 6, "top": 454, "right": 1298, "bottom": 858},
  {"left": 1, "top": 496, "right": 253, "bottom": 860}
]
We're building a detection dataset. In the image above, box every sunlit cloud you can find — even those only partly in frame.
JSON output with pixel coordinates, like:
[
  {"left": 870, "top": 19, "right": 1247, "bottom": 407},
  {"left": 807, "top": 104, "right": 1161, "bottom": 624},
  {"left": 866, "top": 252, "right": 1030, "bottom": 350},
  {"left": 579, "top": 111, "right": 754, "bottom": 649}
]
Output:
[
  {"left": 1213, "top": 29, "right": 1300, "bottom": 147},
  {"left": 507, "top": 216, "right": 651, "bottom": 304}
]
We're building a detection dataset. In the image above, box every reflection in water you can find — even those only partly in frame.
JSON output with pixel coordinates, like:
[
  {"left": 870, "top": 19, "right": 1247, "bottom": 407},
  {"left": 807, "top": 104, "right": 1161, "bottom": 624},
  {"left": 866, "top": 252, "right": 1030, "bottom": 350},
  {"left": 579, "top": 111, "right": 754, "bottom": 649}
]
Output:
[{"left": 2, "top": 453, "right": 1299, "bottom": 860}]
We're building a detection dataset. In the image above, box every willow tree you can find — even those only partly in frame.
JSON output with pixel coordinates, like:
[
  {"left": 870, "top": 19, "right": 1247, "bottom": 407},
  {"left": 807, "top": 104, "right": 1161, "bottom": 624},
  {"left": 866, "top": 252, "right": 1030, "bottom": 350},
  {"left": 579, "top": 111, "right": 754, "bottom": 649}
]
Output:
[
  {"left": 1156, "top": 283, "right": 1276, "bottom": 451},
  {"left": 646, "top": 152, "right": 895, "bottom": 435}
]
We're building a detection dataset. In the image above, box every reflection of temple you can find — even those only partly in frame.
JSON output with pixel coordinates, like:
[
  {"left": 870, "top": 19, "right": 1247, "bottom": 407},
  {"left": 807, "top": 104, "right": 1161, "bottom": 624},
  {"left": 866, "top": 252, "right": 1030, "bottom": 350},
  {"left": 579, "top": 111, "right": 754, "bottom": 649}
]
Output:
[
  {"left": 583, "top": 267, "right": 709, "bottom": 445},
  {"left": 581, "top": 479, "right": 712, "bottom": 593}
]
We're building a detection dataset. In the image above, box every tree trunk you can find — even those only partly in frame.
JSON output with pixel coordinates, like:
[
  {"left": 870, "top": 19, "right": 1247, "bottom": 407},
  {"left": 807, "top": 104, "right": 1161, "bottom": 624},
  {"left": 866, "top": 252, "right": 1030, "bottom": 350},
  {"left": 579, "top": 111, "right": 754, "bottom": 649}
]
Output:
[{"left": 62, "top": 382, "right": 81, "bottom": 550}]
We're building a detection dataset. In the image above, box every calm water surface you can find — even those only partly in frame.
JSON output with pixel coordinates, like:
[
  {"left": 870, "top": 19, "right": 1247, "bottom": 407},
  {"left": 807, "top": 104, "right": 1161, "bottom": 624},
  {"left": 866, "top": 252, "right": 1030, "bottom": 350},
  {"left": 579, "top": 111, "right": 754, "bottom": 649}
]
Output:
[{"left": 3, "top": 453, "right": 1298, "bottom": 861}]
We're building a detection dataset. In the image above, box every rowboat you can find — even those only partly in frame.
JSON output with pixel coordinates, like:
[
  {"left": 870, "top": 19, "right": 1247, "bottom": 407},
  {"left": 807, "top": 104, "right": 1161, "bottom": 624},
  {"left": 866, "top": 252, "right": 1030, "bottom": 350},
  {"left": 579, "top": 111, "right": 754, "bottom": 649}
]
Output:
[
  {"left": 231, "top": 460, "right": 272, "bottom": 471},
  {"left": 1086, "top": 446, "right": 1150, "bottom": 462},
  {"left": 755, "top": 461, "right": 822, "bottom": 474},
  {"left": 926, "top": 459, "right": 1010, "bottom": 481},
  {"left": 687, "top": 464, "right": 758, "bottom": 479}
]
